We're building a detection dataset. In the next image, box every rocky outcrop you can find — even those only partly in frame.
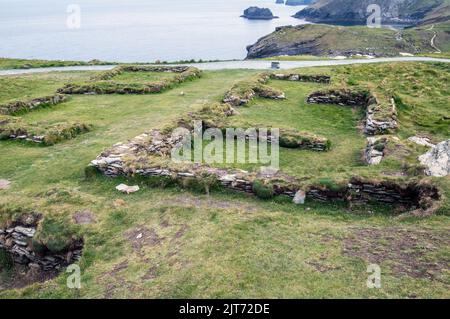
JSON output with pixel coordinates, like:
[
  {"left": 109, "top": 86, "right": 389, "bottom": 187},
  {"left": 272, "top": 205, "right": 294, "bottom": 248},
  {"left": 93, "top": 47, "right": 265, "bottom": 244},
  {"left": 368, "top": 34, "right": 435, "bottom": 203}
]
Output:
[
  {"left": 293, "top": 0, "right": 448, "bottom": 25},
  {"left": 241, "top": 7, "right": 278, "bottom": 20},
  {"left": 419, "top": 140, "right": 450, "bottom": 177},
  {"left": 0, "top": 95, "right": 68, "bottom": 115}
]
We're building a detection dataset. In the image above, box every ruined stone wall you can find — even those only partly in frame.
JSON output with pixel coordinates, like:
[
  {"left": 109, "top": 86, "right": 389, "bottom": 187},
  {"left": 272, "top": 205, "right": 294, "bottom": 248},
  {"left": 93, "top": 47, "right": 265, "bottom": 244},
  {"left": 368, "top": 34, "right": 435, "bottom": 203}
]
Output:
[
  {"left": 306, "top": 89, "right": 398, "bottom": 135},
  {"left": 0, "top": 95, "right": 68, "bottom": 115},
  {"left": 0, "top": 223, "right": 83, "bottom": 272},
  {"left": 0, "top": 121, "right": 91, "bottom": 145},
  {"left": 364, "top": 98, "right": 398, "bottom": 135},
  {"left": 307, "top": 89, "right": 370, "bottom": 106},
  {"left": 58, "top": 66, "right": 202, "bottom": 95},
  {"left": 270, "top": 73, "right": 331, "bottom": 84},
  {"left": 90, "top": 147, "right": 438, "bottom": 211}
]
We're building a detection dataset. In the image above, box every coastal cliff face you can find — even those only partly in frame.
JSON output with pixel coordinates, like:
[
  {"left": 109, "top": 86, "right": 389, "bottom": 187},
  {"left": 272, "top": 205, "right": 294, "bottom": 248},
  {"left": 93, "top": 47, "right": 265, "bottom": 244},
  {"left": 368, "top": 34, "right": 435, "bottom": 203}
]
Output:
[
  {"left": 246, "top": 23, "right": 450, "bottom": 58},
  {"left": 294, "top": 0, "right": 449, "bottom": 25}
]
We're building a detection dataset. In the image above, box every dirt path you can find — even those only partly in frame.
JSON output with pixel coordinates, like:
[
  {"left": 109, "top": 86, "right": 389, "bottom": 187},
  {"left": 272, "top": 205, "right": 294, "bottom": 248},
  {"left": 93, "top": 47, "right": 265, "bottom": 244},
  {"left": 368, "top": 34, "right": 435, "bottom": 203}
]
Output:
[{"left": 427, "top": 24, "right": 442, "bottom": 53}]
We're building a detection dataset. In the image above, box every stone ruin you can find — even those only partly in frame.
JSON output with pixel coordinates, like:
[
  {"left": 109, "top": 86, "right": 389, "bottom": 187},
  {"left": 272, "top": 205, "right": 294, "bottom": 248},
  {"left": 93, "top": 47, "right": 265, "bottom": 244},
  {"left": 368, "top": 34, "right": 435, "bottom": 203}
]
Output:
[
  {"left": 306, "top": 89, "right": 398, "bottom": 135},
  {"left": 86, "top": 72, "right": 440, "bottom": 214},
  {"left": 89, "top": 142, "right": 440, "bottom": 213},
  {"left": 57, "top": 65, "right": 202, "bottom": 95},
  {"left": 0, "top": 214, "right": 83, "bottom": 273},
  {"left": 0, "top": 94, "right": 68, "bottom": 115},
  {"left": 223, "top": 73, "right": 286, "bottom": 106},
  {"left": 270, "top": 73, "right": 331, "bottom": 84},
  {"left": 364, "top": 136, "right": 387, "bottom": 165}
]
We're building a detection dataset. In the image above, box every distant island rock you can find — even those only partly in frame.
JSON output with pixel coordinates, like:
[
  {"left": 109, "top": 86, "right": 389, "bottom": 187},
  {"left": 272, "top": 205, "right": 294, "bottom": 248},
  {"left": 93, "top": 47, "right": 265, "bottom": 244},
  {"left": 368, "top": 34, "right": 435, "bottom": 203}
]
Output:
[
  {"left": 241, "top": 7, "right": 279, "bottom": 20},
  {"left": 285, "top": 0, "right": 316, "bottom": 6}
]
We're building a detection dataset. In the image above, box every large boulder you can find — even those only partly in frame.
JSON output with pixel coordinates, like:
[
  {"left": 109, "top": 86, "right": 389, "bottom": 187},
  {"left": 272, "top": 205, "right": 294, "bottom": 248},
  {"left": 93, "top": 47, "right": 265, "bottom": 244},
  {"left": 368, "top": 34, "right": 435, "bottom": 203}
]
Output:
[{"left": 419, "top": 140, "right": 450, "bottom": 177}]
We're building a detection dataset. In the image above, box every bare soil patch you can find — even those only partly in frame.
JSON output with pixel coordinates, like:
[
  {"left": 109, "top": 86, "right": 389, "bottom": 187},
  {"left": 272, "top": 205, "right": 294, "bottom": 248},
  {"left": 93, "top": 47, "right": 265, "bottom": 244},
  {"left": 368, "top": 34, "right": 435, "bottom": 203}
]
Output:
[
  {"left": 0, "top": 263, "right": 58, "bottom": 290},
  {"left": 141, "top": 265, "right": 158, "bottom": 281},
  {"left": 343, "top": 227, "right": 450, "bottom": 280},
  {"left": 124, "top": 227, "right": 164, "bottom": 252}
]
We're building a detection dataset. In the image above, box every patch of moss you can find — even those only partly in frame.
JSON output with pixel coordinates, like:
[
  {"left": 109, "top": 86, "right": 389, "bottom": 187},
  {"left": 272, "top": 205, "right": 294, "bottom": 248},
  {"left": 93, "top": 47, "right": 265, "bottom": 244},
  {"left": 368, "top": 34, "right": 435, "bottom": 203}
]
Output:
[
  {"left": 252, "top": 180, "right": 275, "bottom": 199},
  {"left": 33, "top": 214, "right": 79, "bottom": 254}
]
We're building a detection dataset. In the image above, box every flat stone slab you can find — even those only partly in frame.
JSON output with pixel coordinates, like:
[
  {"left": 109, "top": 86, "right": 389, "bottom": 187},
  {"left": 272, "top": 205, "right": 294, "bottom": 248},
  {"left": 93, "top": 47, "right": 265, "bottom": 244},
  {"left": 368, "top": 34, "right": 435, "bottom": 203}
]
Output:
[
  {"left": 408, "top": 136, "right": 435, "bottom": 148},
  {"left": 116, "top": 184, "right": 140, "bottom": 194},
  {"left": 0, "top": 179, "right": 11, "bottom": 190},
  {"left": 73, "top": 210, "right": 96, "bottom": 225}
]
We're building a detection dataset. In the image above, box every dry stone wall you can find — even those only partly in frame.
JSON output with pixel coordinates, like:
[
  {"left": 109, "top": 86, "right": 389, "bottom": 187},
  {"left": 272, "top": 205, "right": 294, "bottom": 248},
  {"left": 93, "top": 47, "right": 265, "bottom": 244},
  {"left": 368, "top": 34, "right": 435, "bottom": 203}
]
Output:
[
  {"left": 270, "top": 73, "right": 331, "bottom": 84},
  {"left": 58, "top": 66, "right": 202, "bottom": 95},
  {"left": 90, "top": 147, "right": 439, "bottom": 211},
  {"left": 0, "top": 221, "right": 83, "bottom": 272},
  {"left": 307, "top": 89, "right": 398, "bottom": 135},
  {"left": 87, "top": 72, "right": 439, "bottom": 213},
  {"left": 0, "top": 119, "right": 91, "bottom": 145},
  {"left": 0, "top": 95, "right": 68, "bottom": 115},
  {"left": 364, "top": 137, "right": 387, "bottom": 165}
]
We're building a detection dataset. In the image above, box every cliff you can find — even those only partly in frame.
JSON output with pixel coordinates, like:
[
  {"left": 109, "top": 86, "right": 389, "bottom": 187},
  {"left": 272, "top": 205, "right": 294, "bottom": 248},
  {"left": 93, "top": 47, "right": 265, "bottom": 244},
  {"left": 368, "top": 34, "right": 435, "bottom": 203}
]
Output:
[
  {"left": 246, "top": 22, "right": 450, "bottom": 58},
  {"left": 294, "top": 0, "right": 450, "bottom": 25}
]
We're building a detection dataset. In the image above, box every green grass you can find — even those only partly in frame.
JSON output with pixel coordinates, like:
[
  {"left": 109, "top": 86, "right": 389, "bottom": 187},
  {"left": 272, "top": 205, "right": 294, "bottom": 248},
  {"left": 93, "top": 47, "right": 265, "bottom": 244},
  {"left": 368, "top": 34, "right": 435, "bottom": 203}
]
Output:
[
  {"left": 0, "top": 72, "right": 95, "bottom": 104},
  {"left": 112, "top": 71, "right": 178, "bottom": 84},
  {"left": 0, "top": 63, "right": 449, "bottom": 298},
  {"left": 0, "top": 58, "right": 113, "bottom": 70}
]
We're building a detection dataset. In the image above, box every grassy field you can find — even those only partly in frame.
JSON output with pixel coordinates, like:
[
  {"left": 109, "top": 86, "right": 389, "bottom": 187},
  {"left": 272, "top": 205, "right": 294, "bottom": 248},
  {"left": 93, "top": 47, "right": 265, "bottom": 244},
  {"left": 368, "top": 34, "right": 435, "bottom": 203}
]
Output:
[
  {"left": 0, "top": 72, "right": 95, "bottom": 104},
  {"left": 0, "top": 63, "right": 449, "bottom": 298}
]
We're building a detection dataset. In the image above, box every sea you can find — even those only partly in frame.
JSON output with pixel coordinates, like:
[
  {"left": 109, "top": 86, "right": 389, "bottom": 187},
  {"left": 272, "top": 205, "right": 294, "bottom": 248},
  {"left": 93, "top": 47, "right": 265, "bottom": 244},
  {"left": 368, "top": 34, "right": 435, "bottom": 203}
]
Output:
[{"left": 0, "top": 0, "right": 308, "bottom": 62}]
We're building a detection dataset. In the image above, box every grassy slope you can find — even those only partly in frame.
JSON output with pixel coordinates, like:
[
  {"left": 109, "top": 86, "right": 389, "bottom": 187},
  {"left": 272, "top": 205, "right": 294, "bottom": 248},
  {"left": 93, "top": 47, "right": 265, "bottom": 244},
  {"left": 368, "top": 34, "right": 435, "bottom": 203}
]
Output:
[
  {"left": 246, "top": 22, "right": 450, "bottom": 59},
  {"left": 0, "top": 64, "right": 449, "bottom": 298}
]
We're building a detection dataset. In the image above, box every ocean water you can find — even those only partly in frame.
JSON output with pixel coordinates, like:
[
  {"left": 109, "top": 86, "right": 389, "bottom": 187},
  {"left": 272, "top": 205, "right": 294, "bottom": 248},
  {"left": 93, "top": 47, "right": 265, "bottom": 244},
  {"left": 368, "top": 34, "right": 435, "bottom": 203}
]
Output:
[{"left": 0, "top": 0, "right": 307, "bottom": 62}]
